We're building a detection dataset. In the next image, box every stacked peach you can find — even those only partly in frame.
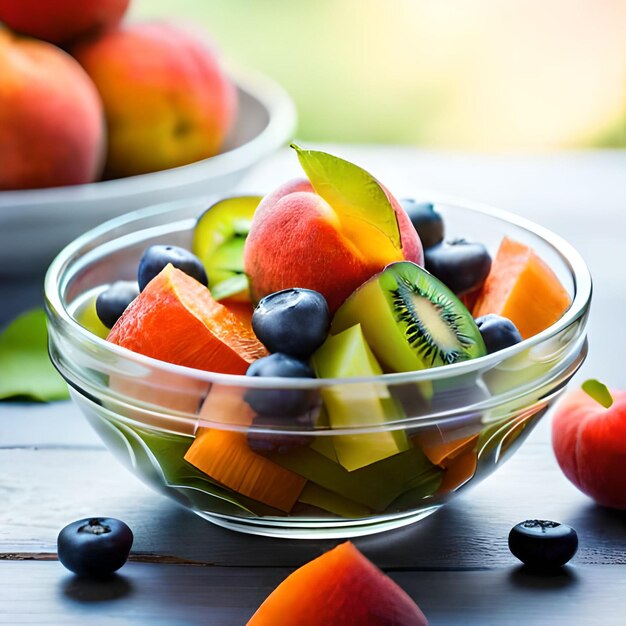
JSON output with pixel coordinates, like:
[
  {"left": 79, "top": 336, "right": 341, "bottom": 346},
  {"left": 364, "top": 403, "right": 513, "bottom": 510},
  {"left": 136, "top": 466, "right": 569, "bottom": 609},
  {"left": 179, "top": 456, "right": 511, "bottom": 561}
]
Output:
[{"left": 0, "top": 0, "right": 236, "bottom": 191}]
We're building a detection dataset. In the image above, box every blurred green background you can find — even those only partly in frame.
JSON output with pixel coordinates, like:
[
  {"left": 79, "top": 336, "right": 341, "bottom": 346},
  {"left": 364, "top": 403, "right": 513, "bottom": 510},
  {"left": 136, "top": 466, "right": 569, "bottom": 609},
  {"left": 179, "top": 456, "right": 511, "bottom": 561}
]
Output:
[{"left": 134, "top": 0, "right": 625, "bottom": 151}]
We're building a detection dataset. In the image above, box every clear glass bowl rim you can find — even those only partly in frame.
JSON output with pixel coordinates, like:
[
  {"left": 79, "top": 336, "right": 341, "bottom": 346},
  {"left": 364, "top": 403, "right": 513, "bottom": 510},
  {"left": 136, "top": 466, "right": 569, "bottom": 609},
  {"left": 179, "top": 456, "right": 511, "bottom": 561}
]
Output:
[{"left": 45, "top": 190, "right": 592, "bottom": 390}]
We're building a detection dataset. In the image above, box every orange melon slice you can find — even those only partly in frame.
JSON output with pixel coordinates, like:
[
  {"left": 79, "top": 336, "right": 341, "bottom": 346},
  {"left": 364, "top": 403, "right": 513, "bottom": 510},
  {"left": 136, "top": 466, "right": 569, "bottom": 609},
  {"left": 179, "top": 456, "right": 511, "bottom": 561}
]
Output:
[
  {"left": 472, "top": 237, "right": 571, "bottom": 339},
  {"left": 107, "top": 264, "right": 267, "bottom": 374},
  {"left": 415, "top": 433, "right": 478, "bottom": 466},
  {"left": 184, "top": 428, "right": 306, "bottom": 512},
  {"left": 413, "top": 433, "right": 478, "bottom": 493},
  {"left": 247, "top": 541, "right": 428, "bottom": 626},
  {"left": 438, "top": 444, "right": 478, "bottom": 492}
]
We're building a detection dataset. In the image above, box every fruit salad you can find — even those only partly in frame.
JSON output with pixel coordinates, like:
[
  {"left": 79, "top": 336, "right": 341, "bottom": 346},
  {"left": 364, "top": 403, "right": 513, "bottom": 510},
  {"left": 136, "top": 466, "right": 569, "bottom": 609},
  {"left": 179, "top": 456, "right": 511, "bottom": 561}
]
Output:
[{"left": 72, "top": 146, "right": 573, "bottom": 523}]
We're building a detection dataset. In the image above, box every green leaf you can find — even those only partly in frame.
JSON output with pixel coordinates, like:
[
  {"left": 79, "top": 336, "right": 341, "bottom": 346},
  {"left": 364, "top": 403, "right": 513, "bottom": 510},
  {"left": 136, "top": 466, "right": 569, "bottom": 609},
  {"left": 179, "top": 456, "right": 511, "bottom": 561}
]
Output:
[
  {"left": 291, "top": 144, "right": 402, "bottom": 255},
  {"left": 582, "top": 379, "right": 613, "bottom": 408},
  {"left": 0, "top": 309, "right": 69, "bottom": 402}
]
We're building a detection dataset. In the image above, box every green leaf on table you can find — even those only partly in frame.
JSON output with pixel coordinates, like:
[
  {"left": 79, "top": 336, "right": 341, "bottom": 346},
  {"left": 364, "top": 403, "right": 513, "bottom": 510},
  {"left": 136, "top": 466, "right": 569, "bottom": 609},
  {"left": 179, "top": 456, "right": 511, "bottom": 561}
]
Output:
[
  {"left": 0, "top": 308, "right": 69, "bottom": 402},
  {"left": 582, "top": 379, "right": 613, "bottom": 409}
]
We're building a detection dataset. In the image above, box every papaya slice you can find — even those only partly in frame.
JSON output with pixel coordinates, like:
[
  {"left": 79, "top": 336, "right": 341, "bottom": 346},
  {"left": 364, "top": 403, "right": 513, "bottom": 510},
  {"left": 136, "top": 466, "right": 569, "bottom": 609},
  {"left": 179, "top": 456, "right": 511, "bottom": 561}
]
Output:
[
  {"left": 184, "top": 428, "right": 306, "bottom": 512},
  {"left": 414, "top": 433, "right": 478, "bottom": 466},
  {"left": 438, "top": 445, "right": 477, "bottom": 492},
  {"left": 220, "top": 299, "right": 254, "bottom": 329},
  {"left": 472, "top": 237, "right": 571, "bottom": 339},
  {"left": 107, "top": 264, "right": 267, "bottom": 374},
  {"left": 247, "top": 541, "right": 428, "bottom": 626},
  {"left": 413, "top": 432, "right": 478, "bottom": 493},
  {"left": 196, "top": 384, "right": 255, "bottom": 429}
]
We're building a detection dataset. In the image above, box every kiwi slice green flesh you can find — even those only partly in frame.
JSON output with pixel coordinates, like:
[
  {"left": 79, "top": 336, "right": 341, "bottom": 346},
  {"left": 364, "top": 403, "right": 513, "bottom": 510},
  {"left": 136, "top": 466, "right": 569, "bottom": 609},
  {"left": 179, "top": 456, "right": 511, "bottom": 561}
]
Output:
[
  {"left": 192, "top": 195, "right": 261, "bottom": 287},
  {"left": 331, "top": 261, "right": 486, "bottom": 372}
]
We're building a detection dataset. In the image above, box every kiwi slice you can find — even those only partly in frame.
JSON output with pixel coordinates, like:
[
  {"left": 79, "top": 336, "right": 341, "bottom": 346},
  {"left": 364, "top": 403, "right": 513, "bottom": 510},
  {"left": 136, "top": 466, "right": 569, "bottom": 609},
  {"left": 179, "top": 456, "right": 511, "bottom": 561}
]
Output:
[
  {"left": 192, "top": 196, "right": 261, "bottom": 300},
  {"left": 331, "top": 261, "right": 486, "bottom": 372}
]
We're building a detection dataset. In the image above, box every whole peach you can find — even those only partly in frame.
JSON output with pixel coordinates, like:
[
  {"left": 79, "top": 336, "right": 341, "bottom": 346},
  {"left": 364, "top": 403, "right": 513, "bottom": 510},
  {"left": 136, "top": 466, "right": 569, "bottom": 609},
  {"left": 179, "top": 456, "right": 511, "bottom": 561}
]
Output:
[
  {"left": 0, "top": 0, "right": 130, "bottom": 47},
  {"left": 552, "top": 385, "right": 626, "bottom": 510},
  {"left": 0, "top": 30, "right": 105, "bottom": 191},
  {"left": 73, "top": 22, "right": 237, "bottom": 179},
  {"left": 244, "top": 178, "right": 422, "bottom": 312}
]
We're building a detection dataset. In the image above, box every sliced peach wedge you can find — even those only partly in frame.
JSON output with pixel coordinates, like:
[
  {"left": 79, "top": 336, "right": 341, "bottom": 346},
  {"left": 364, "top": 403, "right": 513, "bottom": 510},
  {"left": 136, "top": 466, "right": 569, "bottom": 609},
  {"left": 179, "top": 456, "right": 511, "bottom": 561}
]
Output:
[
  {"left": 247, "top": 541, "right": 428, "bottom": 626},
  {"left": 107, "top": 264, "right": 267, "bottom": 374},
  {"left": 244, "top": 145, "right": 423, "bottom": 312}
]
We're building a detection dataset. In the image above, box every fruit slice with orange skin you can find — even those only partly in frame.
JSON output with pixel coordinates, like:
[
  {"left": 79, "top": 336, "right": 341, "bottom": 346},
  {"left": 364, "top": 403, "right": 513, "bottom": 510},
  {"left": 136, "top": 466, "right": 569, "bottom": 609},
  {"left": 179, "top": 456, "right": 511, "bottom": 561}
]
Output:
[
  {"left": 247, "top": 541, "right": 428, "bottom": 626},
  {"left": 107, "top": 264, "right": 267, "bottom": 374},
  {"left": 472, "top": 237, "right": 571, "bottom": 339}
]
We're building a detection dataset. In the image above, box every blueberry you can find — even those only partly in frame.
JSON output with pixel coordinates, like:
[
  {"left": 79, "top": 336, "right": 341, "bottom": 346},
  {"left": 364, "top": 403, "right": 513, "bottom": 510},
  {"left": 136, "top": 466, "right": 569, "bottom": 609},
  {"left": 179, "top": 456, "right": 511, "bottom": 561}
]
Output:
[
  {"left": 509, "top": 519, "right": 578, "bottom": 570},
  {"left": 247, "top": 415, "right": 313, "bottom": 455},
  {"left": 57, "top": 517, "right": 133, "bottom": 578},
  {"left": 475, "top": 314, "right": 523, "bottom": 354},
  {"left": 252, "top": 289, "right": 330, "bottom": 359},
  {"left": 95, "top": 281, "right": 139, "bottom": 329},
  {"left": 245, "top": 353, "right": 317, "bottom": 418},
  {"left": 399, "top": 199, "right": 444, "bottom": 249},
  {"left": 424, "top": 239, "right": 491, "bottom": 296},
  {"left": 138, "top": 244, "right": 207, "bottom": 291}
]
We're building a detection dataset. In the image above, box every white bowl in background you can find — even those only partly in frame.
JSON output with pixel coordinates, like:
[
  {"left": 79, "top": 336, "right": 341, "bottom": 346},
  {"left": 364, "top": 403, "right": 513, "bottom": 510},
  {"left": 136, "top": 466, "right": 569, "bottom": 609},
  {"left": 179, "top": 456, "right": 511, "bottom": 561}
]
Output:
[{"left": 0, "top": 66, "right": 296, "bottom": 277}]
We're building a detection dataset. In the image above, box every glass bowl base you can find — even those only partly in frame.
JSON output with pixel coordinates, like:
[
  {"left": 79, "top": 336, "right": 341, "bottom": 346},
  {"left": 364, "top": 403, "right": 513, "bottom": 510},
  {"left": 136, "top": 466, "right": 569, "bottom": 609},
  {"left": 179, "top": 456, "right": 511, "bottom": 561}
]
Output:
[{"left": 194, "top": 506, "right": 443, "bottom": 539}]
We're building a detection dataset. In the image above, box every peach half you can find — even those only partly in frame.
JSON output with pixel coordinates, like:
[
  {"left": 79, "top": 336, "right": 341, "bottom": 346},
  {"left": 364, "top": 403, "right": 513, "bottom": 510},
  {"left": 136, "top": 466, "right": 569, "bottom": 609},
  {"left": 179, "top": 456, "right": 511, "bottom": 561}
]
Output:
[
  {"left": 243, "top": 146, "right": 423, "bottom": 312},
  {"left": 73, "top": 22, "right": 237, "bottom": 179},
  {"left": 0, "top": 29, "right": 105, "bottom": 190}
]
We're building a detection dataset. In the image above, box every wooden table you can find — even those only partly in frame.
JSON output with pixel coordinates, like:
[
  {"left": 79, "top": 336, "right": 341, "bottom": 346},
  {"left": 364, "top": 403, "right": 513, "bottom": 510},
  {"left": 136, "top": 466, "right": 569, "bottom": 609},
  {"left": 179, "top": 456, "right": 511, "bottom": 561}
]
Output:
[{"left": 2, "top": 148, "right": 626, "bottom": 625}]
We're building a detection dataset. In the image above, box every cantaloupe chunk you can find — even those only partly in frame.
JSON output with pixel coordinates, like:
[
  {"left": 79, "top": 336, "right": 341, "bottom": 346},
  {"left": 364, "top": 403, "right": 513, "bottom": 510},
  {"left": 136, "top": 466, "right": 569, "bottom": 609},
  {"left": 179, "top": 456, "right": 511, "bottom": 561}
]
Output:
[
  {"left": 196, "top": 384, "right": 255, "bottom": 429},
  {"left": 184, "top": 428, "right": 306, "bottom": 512},
  {"left": 472, "top": 237, "right": 571, "bottom": 339},
  {"left": 437, "top": 441, "right": 478, "bottom": 492},
  {"left": 247, "top": 541, "right": 428, "bottom": 626},
  {"left": 415, "top": 433, "right": 478, "bottom": 466},
  {"left": 107, "top": 264, "right": 267, "bottom": 374},
  {"left": 413, "top": 433, "right": 478, "bottom": 492}
]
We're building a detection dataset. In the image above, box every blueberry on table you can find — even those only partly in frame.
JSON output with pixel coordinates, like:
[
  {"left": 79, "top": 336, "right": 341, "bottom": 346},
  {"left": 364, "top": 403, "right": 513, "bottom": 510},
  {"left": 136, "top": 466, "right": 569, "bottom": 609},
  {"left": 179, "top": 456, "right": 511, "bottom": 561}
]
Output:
[
  {"left": 138, "top": 244, "right": 208, "bottom": 291},
  {"left": 57, "top": 517, "right": 134, "bottom": 578},
  {"left": 245, "top": 353, "right": 317, "bottom": 418},
  {"left": 252, "top": 288, "right": 330, "bottom": 359},
  {"left": 95, "top": 281, "right": 139, "bottom": 329},
  {"left": 399, "top": 199, "right": 445, "bottom": 249},
  {"left": 508, "top": 519, "right": 578, "bottom": 570},
  {"left": 475, "top": 314, "right": 523, "bottom": 354},
  {"left": 424, "top": 239, "right": 492, "bottom": 296}
]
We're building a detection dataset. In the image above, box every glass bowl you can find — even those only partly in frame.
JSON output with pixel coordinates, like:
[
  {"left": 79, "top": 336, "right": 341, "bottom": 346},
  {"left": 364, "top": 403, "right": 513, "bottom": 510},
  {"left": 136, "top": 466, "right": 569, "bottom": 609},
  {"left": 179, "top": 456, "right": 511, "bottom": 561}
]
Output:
[
  {"left": 45, "top": 194, "right": 591, "bottom": 538},
  {"left": 0, "top": 66, "right": 296, "bottom": 278}
]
